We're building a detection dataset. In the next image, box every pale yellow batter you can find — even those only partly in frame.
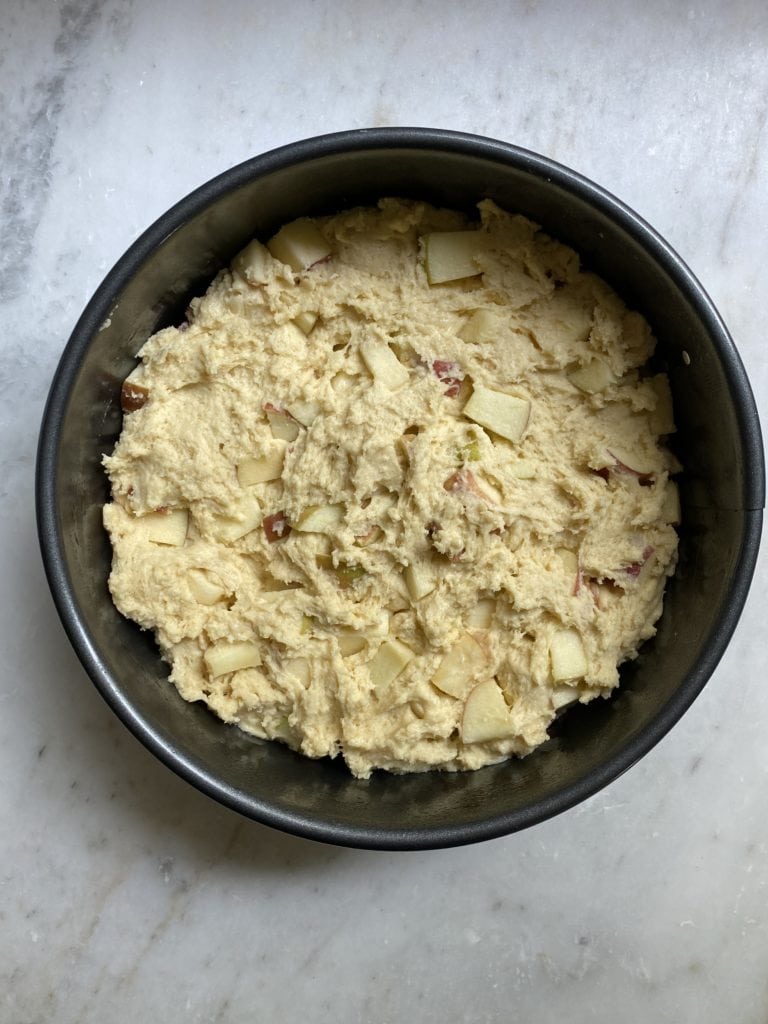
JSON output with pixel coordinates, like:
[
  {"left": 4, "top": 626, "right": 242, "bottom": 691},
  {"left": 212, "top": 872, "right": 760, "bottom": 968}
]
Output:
[{"left": 103, "top": 198, "right": 680, "bottom": 778}]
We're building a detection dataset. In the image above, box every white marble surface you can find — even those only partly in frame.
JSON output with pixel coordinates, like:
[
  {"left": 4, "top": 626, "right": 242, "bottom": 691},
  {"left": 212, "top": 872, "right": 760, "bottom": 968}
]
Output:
[{"left": 2, "top": 1, "right": 767, "bottom": 1020}]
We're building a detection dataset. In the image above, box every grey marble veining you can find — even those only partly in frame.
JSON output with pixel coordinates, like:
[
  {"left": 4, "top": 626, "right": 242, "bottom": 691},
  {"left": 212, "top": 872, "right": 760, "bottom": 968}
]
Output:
[{"left": 1, "top": 1, "right": 766, "bottom": 1022}]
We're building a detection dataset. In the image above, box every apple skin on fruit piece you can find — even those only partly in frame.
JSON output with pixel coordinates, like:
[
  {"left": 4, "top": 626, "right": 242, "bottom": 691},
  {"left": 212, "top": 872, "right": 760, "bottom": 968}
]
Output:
[
  {"left": 549, "top": 628, "right": 588, "bottom": 682},
  {"left": 141, "top": 509, "right": 188, "bottom": 546},
  {"left": 603, "top": 446, "right": 655, "bottom": 481},
  {"left": 368, "top": 638, "right": 415, "bottom": 696},
  {"left": 586, "top": 577, "right": 623, "bottom": 612},
  {"left": 121, "top": 380, "right": 149, "bottom": 413},
  {"left": 263, "top": 511, "right": 291, "bottom": 543},
  {"left": 461, "top": 678, "right": 515, "bottom": 743},
  {"left": 267, "top": 219, "right": 331, "bottom": 272},
  {"left": 463, "top": 383, "right": 531, "bottom": 444},
  {"left": 359, "top": 338, "right": 410, "bottom": 390},
  {"left": 121, "top": 364, "right": 150, "bottom": 413},
  {"left": 204, "top": 640, "right": 261, "bottom": 679},
  {"left": 443, "top": 468, "right": 499, "bottom": 505},
  {"left": 432, "top": 633, "right": 487, "bottom": 698},
  {"left": 623, "top": 545, "right": 655, "bottom": 580},
  {"left": 432, "top": 359, "right": 465, "bottom": 397},
  {"left": 237, "top": 443, "right": 287, "bottom": 485},
  {"left": 423, "top": 231, "right": 489, "bottom": 285}
]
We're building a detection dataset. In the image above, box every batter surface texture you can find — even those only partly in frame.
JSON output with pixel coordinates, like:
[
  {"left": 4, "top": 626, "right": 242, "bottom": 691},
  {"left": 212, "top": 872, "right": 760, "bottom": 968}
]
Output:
[{"left": 103, "top": 199, "right": 679, "bottom": 778}]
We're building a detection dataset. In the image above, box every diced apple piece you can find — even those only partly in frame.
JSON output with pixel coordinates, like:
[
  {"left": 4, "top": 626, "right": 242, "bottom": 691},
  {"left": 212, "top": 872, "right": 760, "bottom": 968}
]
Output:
[
  {"left": 283, "top": 657, "right": 311, "bottom": 688},
  {"left": 555, "top": 548, "right": 579, "bottom": 575},
  {"left": 551, "top": 685, "right": 580, "bottom": 710},
  {"left": 333, "top": 562, "right": 367, "bottom": 588},
  {"left": 121, "top": 365, "right": 149, "bottom": 413},
  {"left": 648, "top": 375, "right": 675, "bottom": 434},
  {"left": 294, "top": 503, "right": 345, "bottom": 534},
  {"left": 461, "top": 678, "right": 514, "bottom": 743},
  {"left": 463, "top": 383, "right": 531, "bottom": 444},
  {"left": 387, "top": 594, "right": 412, "bottom": 614},
  {"left": 368, "top": 609, "right": 392, "bottom": 638},
  {"left": 331, "top": 371, "right": 357, "bottom": 397},
  {"left": 509, "top": 459, "right": 536, "bottom": 479},
  {"left": 661, "top": 481, "right": 681, "bottom": 525},
  {"left": 354, "top": 525, "right": 383, "bottom": 547},
  {"left": 368, "top": 444, "right": 403, "bottom": 489},
  {"left": 423, "top": 231, "right": 489, "bottom": 285},
  {"left": 188, "top": 569, "right": 226, "bottom": 605},
  {"left": 443, "top": 468, "right": 500, "bottom": 505},
  {"left": 293, "top": 311, "right": 318, "bottom": 335},
  {"left": 269, "top": 716, "right": 293, "bottom": 741},
  {"left": 204, "top": 640, "right": 261, "bottom": 678},
  {"left": 142, "top": 509, "right": 188, "bottom": 546},
  {"left": 338, "top": 634, "right": 367, "bottom": 657},
  {"left": 212, "top": 495, "right": 261, "bottom": 543},
  {"left": 549, "top": 628, "right": 588, "bottom": 682},
  {"left": 231, "top": 240, "right": 273, "bottom": 285},
  {"left": 316, "top": 534, "right": 334, "bottom": 556},
  {"left": 368, "top": 638, "right": 414, "bottom": 695},
  {"left": 555, "top": 548, "right": 581, "bottom": 595},
  {"left": 568, "top": 359, "right": 615, "bottom": 393},
  {"left": 359, "top": 338, "right": 410, "bottom": 390},
  {"left": 287, "top": 399, "right": 321, "bottom": 427},
  {"left": 432, "top": 633, "right": 487, "bottom": 698},
  {"left": 474, "top": 472, "right": 503, "bottom": 505},
  {"left": 605, "top": 446, "right": 656, "bottom": 479},
  {"left": 403, "top": 562, "right": 435, "bottom": 602},
  {"left": 467, "top": 598, "right": 495, "bottom": 629},
  {"left": 264, "top": 404, "right": 300, "bottom": 442},
  {"left": 237, "top": 443, "right": 287, "bottom": 485},
  {"left": 410, "top": 699, "right": 427, "bottom": 719},
  {"left": 267, "top": 219, "right": 331, "bottom": 272},
  {"left": 458, "top": 308, "right": 498, "bottom": 344},
  {"left": 335, "top": 611, "right": 389, "bottom": 657}
]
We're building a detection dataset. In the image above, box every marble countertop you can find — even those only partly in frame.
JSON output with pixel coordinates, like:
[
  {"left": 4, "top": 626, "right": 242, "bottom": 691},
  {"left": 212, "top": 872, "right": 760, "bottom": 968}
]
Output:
[{"left": 3, "top": 1, "right": 767, "bottom": 1021}]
